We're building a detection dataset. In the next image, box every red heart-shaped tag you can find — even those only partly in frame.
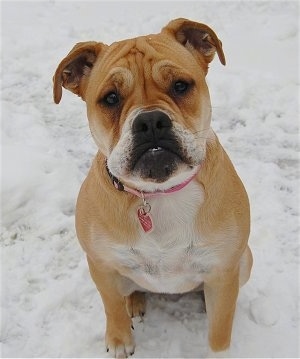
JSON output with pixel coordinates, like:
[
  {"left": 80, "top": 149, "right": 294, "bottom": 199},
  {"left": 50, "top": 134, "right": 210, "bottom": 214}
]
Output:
[{"left": 137, "top": 208, "right": 153, "bottom": 233}]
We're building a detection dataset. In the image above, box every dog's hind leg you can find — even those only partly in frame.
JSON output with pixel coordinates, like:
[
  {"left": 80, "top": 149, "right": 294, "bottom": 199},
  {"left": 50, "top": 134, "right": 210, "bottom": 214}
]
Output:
[
  {"left": 239, "top": 245, "right": 253, "bottom": 287},
  {"left": 125, "top": 291, "right": 146, "bottom": 319}
]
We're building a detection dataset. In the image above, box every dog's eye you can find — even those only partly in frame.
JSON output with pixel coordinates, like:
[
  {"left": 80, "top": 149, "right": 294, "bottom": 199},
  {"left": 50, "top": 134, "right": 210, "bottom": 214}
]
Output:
[
  {"left": 173, "top": 81, "right": 190, "bottom": 95},
  {"left": 102, "top": 92, "right": 120, "bottom": 106}
]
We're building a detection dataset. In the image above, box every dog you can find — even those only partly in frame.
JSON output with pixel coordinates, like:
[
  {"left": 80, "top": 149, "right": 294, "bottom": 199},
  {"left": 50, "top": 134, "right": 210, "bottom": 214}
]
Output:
[{"left": 53, "top": 18, "right": 253, "bottom": 358}]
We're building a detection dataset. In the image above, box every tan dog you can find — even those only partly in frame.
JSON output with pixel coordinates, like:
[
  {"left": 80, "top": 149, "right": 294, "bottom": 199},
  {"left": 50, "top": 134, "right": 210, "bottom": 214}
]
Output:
[{"left": 53, "top": 18, "right": 252, "bottom": 358}]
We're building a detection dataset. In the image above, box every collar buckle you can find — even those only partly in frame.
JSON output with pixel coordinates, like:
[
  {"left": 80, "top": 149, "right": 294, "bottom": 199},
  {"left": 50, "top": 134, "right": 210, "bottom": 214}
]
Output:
[{"left": 106, "top": 163, "right": 124, "bottom": 192}]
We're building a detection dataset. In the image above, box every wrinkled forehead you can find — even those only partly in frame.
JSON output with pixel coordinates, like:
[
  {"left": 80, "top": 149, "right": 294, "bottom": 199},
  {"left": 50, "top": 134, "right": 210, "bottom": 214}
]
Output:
[
  {"left": 96, "top": 59, "right": 193, "bottom": 88},
  {"left": 99, "top": 34, "right": 182, "bottom": 69},
  {"left": 89, "top": 34, "right": 201, "bottom": 94}
]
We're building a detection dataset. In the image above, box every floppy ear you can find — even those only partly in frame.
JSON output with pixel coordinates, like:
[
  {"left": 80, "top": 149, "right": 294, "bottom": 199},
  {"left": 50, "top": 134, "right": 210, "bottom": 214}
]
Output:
[
  {"left": 162, "top": 18, "right": 226, "bottom": 69},
  {"left": 53, "top": 41, "right": 107, "bottom": 104}
]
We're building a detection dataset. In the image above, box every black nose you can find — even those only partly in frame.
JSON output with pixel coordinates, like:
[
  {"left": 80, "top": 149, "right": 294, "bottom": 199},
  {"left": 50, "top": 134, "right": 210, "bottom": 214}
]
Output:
[{"left": 132, "top": 110, "right": 172, "bottom": 138}]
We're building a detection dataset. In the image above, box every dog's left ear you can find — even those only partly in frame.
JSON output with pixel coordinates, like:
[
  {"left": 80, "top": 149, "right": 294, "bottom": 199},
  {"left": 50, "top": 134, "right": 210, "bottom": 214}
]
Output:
[
  {"left": 53, "top": 41, "right": 107, "bottom": 104},
  {"left": 162, "top": 18, "right": 226, "bottom": 68}
]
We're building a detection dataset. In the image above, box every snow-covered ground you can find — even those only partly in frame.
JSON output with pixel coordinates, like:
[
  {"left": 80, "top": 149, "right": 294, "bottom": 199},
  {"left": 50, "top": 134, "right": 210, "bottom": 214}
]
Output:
[{"left": 1, "top": 1, "right": 299, "bottom": 358}]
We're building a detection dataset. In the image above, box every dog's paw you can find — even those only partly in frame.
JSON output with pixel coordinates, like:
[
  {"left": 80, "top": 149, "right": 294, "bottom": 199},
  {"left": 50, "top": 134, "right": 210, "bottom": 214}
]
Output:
[
  {"left": 125, "top": 291, "right": 146, "bottom": 318},
  {"left": 105, "top": 330, "right": 135, "bottom": 358},
  {"left": 206, "top": 347, "right": 231, "bottom": 358}
]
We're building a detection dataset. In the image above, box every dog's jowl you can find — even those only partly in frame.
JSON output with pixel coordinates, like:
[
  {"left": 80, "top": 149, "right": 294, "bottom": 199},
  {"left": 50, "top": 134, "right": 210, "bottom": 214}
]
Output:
[{"left": 53, "top": 18, "right": 253, "bottom": 358}]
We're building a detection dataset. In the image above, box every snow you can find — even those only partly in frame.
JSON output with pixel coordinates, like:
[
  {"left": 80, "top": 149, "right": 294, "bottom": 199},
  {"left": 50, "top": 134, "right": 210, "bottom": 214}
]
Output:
[{"left": 1, "top": 1, "right": 299, "bottom": 358}]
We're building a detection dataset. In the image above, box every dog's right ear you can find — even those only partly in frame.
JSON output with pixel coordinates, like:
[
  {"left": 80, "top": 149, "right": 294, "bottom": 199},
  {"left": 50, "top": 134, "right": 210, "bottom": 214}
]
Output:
[
  {"left": 162, "top": 18, "right": 226, "bottom": 71},
  {"left": 53, "top": 41, "right": 107, "bottom": 104}
]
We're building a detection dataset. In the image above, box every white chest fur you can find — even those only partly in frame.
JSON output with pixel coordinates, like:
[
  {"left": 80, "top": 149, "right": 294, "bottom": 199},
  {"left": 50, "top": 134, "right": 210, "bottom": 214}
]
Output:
[{"left": 103, "top": 181, "right": 220, "bottom": 294}]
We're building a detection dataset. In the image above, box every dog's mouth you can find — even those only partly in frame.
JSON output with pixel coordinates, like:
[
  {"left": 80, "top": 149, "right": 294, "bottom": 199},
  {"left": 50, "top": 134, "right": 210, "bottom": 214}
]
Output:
[
  {"left": 131, "top": 144, "right": 185, "bottom": 183},
  {"left": 107, "top": 110, "right": 204, "bottom": 187}
]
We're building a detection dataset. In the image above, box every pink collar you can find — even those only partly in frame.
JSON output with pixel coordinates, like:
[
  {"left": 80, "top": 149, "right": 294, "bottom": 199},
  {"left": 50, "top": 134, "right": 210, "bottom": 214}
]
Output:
[
  {"left": 106, "top": 163, "right": 199, "bottom": 199},
  {"left": 106, "top": 163, "right": 200, "bottom": 233}
]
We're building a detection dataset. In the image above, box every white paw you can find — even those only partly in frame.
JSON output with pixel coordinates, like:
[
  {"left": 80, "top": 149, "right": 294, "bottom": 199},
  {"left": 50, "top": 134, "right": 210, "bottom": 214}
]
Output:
[
  {"left": 105, "top": 330, "right": 135, "bottom": 358},
  {"left": 206, "top": 347, "right": 231, "bottom": 358},
  {"left": 106, "top": 343, "right": 135, "bottom": 359}
]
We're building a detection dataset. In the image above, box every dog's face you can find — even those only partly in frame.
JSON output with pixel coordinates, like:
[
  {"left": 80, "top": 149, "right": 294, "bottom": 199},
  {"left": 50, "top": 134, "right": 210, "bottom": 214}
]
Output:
[{"left": 53, "top": 18, "right": 225, "bottom": 191}]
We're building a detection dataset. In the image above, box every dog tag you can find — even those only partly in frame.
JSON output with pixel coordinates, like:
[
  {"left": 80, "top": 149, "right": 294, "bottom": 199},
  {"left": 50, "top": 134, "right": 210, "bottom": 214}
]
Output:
[{"left": 137, "top": 207, "right": 153, "bottom": 233}]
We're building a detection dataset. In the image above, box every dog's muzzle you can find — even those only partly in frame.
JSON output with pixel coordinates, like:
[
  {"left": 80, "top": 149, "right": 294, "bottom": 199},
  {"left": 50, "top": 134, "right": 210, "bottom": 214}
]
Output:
[{"left": 130, "top": 110, "right": 185, "bottom": 182}]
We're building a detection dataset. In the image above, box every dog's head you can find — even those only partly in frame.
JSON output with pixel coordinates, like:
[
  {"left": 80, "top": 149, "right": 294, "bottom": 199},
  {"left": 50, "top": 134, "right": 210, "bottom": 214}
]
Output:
[{"left": 53, "top": 18, "right": 225, "bottom": 192}]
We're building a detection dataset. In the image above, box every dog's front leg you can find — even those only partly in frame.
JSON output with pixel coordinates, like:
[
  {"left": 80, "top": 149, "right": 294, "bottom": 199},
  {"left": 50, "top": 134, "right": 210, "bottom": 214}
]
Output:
[
  {"left": 87, "top": 256, "right": 135, "bottom": 358},
  {"left": 204, "top": 270, "right": 239, "bottom": 356}
]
